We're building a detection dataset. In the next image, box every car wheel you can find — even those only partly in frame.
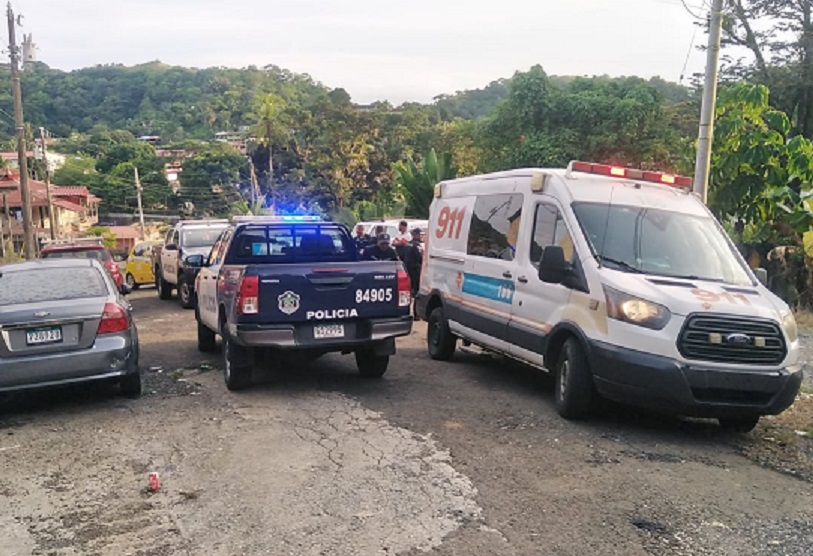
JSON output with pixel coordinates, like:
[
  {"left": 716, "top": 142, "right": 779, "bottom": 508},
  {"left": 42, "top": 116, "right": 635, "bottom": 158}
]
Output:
[
  {"left": 157, "top": 273, "right": 172, "bottom": 300},
  {"left": 126, "top": 273, "right": 139, "bottom": 291},
  {"left": 197, "top": 314, "right": 217, "bottom": 353},
  {"left": 223, "top": 333, "right": 253, "bottom": 391},
  {"left": 179, "top": 278, "right": 194, "bottom": 309},
  {"left": 427, "top": 307, "right": 456, "bottom": 361},
  {"left": 356, "top": 349, "right": 389, "bottom": 378},
  {"left": 718, "top": 415, "right": 760, "bottom": 433},
  {"left": 554, "top": 338, "right": 595, "bottom": 419},
  {"left": 120, "top": 371, "right": 142, "bottom": 399}
]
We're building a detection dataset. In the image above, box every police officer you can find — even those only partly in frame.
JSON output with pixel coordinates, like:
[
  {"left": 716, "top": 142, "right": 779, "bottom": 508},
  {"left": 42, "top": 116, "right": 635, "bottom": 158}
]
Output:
[
  {"left": 361, "top": 234, "right": 399, "bottom": 261},
  {"left": 402, "top": 227, "right": 424, "bottom": 319}
]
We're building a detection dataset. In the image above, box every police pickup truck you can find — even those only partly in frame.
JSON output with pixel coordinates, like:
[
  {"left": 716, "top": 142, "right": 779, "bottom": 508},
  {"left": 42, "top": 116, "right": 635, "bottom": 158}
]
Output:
[{"left": 193, "top": 216, "right": 413, "bottom": 390}]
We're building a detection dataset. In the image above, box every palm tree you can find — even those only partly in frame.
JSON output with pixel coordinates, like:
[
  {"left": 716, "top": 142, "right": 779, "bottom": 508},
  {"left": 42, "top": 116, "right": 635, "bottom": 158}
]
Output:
[
  {"left": 252, "top": 94, "right": 288, "bottom": 212},
  {"left": 393, "top": 149, "right": 457, "bottom": 218}
]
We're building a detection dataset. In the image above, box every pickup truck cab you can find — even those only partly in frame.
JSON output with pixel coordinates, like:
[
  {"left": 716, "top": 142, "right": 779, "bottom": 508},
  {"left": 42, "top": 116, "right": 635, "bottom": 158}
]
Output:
[
  {"left": 194, "top": 216, "right": 413, "bottom": 390},
  {"left": 153, "top": 220, "right": 229, "bottom": 308}
]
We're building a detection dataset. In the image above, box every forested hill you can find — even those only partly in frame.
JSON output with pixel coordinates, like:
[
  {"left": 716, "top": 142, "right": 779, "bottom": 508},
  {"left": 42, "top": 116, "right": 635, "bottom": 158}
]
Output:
[{"left": 0, "top": 61, "right": 691, "bottom": 142}]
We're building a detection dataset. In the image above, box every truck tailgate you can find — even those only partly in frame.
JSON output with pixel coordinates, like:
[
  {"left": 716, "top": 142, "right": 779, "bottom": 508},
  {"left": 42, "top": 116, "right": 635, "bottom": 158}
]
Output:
[{"left": 251, "top": 261, "right": 409, "bottom": 324}]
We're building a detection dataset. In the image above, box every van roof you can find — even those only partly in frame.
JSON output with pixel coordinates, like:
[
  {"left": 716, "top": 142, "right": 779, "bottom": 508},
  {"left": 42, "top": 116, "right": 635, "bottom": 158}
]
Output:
[{"left": 440, "top": 168, "right": 709, "bottom": 217}]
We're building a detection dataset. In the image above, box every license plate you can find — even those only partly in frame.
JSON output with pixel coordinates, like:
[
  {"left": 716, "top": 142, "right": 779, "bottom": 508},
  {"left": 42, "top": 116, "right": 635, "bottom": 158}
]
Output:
[
  {"left": 314, "top": 324, "right": 344, "bottom": 339},
  {"left": 25, "top": 326, "right": 63, "bottom": 346}
]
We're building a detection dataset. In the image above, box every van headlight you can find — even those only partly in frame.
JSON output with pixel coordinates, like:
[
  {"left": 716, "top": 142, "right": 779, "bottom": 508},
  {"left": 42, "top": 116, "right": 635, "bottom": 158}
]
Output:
[
  {"left": 781, "top": 311, "right": 798, "bottom": 343},
  {"left": 604, "top": 286, "right": 671, "bottom": 330}
]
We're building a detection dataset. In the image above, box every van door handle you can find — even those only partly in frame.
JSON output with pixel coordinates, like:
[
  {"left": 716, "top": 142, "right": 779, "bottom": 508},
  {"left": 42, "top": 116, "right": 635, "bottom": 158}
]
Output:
[
  {"left": 502, "top": 271, "right": 513, "bottom": 279},
  {"left": 518, "top": 276, "right": 528, "bottom": 283}
]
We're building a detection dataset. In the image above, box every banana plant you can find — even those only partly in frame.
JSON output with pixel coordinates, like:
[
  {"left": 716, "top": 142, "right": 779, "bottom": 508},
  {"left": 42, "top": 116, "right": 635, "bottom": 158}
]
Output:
[{"left": 393, "top": 148, "right": 457, "bottom": 218}]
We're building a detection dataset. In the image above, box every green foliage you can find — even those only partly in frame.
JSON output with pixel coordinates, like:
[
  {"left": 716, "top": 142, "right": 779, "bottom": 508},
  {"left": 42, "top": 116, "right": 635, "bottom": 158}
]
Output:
[
  {"left": 178, "top": 143, "right": 248, "bottom": 217},
  {"left": 393, "top": 149, "right": 457, "bottom": 218},
  {"left": 85, "top": 226, "right": 117, "bottom": 249}
]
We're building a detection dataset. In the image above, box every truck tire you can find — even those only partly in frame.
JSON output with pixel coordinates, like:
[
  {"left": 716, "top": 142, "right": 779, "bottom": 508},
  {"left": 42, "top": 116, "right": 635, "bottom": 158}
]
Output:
[
  {"left": 197, "top": 314, "right": 217, "bottom": 353},
  {"left": 554, "top": 338, "right": 595, "bottom": 419},
  {"left": 178, "top": 278, "right": 194, "bottom": 309},
  {"left": 427, "top": 307, "right": 456, "bottom": 361},
  {"left": 223, "top": 333, "right": 253, "bottom": 391},
  {"left": 157, "top": 272, "right": 173, "bottom": 300},
  {"left": 718, "top": 415, "right": 760, "bottom": 433},
  {"left": 356, "top": 349, "right": 389, "bottom": 378}
]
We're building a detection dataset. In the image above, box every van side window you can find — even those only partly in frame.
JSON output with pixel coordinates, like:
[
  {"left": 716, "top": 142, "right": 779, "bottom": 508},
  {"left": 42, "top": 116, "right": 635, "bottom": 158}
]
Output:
[
  {"left": 467, "top": 193, "right": 523, "bottom": 261},
  {"left": 133, "top": 244, "right": 144, "bottom": 257},
  {"left": 531, "top": 204, "right": 574, "bottom": 266}
]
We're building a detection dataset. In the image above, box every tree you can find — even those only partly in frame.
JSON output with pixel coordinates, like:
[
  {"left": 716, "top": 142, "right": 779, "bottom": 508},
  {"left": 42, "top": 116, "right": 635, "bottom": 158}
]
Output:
[
  {"left": 251, "top": 93, "right": 289, "bottom": 208},
  {"left": 393, "top": 149, "right": 457, "bottom": 218},
  {"left": 177, "top": 143, "right": 248, "bottom": 217}
]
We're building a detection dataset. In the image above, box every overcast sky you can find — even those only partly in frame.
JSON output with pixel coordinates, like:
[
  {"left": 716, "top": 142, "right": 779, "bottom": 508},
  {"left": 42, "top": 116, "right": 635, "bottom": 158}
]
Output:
[{"left": 14, "top": 0, "right": 710, "bottom": 104}]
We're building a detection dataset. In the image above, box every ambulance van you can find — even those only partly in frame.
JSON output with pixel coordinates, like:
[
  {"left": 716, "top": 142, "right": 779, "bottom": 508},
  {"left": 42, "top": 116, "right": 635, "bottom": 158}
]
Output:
[{"left": 416, "top": 161, "right": 802, "bottom": 432}]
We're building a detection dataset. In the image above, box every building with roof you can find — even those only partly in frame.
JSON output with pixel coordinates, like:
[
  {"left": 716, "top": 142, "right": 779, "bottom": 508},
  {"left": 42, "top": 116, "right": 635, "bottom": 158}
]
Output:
[{"left": 0, "top": 170, "right": 101, "bottom": 249}]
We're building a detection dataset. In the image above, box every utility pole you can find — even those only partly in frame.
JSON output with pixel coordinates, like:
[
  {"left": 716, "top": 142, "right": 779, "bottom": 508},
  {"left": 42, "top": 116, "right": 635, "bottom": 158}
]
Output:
[
  {"left": 693, "top": 0, "right": 725, "bottom": 204},
  {"left": 7, "top": 2, "right": 34, "bottom": 259},
  {"left": 39, "top": 127, "right": 56, "bottom": 239},
  {"left": 134, "top": 166, "right": 146, "bottom": 241}
]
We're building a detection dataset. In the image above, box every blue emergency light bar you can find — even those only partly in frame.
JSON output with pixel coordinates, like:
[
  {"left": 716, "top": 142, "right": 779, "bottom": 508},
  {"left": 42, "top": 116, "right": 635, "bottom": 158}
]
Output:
[{"left": 232, "top": 215, "right": 323, "bottom": 224}]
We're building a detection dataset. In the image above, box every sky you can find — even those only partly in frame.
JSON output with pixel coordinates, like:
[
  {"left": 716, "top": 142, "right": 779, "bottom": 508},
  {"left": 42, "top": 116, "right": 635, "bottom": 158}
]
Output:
[{"left": 14, "top": 0, "right": 711, "bottom": 104}]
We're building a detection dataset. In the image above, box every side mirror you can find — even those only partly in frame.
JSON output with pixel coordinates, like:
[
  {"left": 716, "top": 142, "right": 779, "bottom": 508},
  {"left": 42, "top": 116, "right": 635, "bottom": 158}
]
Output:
[
  {"left": 165, "top": 243, "right": 178, "bottom": 251},
  {"left": 185, "top": 254, "right": 205, "bottom": 268},
  {"left": 120, "top": 283, "right": 133, "bottom": 296},
  {"left": 755, "top": 267, "right": 768, "bottom": 287},
  {"left": 538, "top": 246, "right": 570, "bottom": 284}
]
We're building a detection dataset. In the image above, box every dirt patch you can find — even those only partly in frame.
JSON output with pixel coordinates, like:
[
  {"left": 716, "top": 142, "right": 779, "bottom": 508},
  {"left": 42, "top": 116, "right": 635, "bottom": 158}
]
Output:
[{"left": 738, "top": 393, "right": 813, "bottom": 482}]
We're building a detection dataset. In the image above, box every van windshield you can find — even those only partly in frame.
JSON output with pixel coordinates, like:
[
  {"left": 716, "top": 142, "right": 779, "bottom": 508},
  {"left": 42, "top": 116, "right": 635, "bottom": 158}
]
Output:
[{"left": 572, "top": 203, "right": 753, "bottom": 286}]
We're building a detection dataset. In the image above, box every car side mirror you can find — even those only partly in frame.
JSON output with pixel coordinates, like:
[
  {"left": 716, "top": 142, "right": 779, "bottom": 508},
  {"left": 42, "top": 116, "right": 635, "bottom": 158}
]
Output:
[
  {"left": 185, "top": 254, "right": 205, "bottom": 268},
  {"left": 120, "top": 283, "right": 133, "bottom": 296},
  {"left": 165, "top": 243, "right": 178, "bottom": 251},
  {"left": 754, "top": 267, "right": 768, "bottom": 287},
  {"left": 538, "top": 246, "right": 570, "bottom": 284}
]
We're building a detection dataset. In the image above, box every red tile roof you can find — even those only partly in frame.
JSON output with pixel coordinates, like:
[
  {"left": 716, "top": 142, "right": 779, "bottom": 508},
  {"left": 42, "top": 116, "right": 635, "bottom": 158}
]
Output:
[
  {"left": 106, "top": 225, "right": 142, "bottom": 239},
  {"left": 53, "top": 198, "right": 86, "bottom": 212},
  {"left": 52, "top": 186, "right": 92, "bottom": 197},
  {"left": 0, "top": 173, "right": 101, "bottom": 211}
]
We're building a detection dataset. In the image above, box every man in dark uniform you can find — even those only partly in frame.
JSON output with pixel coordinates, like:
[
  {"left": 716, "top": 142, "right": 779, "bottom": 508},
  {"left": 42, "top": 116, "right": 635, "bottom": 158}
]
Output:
[
  {"left": 361, "top": 234, "right": 399, "bottom": 261},
  {"left": 402, "top": 227, "right": 424, "bottom": 319},
  {"left": 353, "top": 224, "right": 372, "bottom": 255}
]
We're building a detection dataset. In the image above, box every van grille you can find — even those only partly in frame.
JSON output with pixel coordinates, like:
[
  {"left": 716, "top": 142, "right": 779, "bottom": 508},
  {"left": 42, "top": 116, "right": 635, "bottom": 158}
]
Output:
[{"left": 678, "top": 314, "right": 786, "bottom": 366}]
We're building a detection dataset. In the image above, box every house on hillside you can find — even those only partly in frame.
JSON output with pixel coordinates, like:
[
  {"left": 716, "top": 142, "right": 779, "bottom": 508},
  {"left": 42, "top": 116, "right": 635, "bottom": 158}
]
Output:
[{"left": 0, "top": 170, "right": 101, "bottom": 250}]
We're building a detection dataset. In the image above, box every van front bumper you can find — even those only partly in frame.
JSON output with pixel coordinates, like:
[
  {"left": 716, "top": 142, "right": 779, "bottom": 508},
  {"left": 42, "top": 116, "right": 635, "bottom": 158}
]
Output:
[{"left": 589, "top": 340, "right": 803, "bottom": 418}]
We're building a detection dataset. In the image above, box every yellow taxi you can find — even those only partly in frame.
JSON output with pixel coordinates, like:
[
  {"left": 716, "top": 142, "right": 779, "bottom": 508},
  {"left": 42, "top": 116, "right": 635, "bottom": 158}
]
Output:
[{"left": 124, "top": 241, "right": 157, "bottom": 290}]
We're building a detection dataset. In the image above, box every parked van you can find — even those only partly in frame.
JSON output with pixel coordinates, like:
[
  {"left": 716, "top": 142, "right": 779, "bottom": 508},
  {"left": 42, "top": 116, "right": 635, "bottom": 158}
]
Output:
[{"left": 416, "top": 161, "right": 802, "bottom": 431}]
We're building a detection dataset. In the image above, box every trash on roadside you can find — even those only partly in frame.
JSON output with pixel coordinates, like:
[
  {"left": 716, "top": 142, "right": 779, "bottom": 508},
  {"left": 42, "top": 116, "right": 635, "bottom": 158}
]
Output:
[
  {"left": 149, "top": 366, "right": 163, "bottom": 373},
  {"left": 794, "top": 430, "right": 810, "bottom": 437},
  {"left": 148, "top": 472, "right": 161, "bottom": 493}
]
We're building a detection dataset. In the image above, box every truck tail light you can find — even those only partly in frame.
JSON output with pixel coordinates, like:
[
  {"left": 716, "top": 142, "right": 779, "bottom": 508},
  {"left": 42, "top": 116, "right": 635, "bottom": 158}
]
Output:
[
  {"left": 397, "top": 269, "right": 411, "bottom": 307},
  {"left": 98, "top": 302, "right": 130, "bottom": 334},
  {"left": 237, "top": 275, "right": 259, "bottom": 315}
]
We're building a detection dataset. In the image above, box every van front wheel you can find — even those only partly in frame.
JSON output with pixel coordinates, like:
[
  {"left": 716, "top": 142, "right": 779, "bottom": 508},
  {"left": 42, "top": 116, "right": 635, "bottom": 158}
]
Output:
[
  {"left": 427, "top": 307, "right": 456, "bottom": 361},
  {"left": 554, "top": 338, "right": 594, "bottom": 419}
]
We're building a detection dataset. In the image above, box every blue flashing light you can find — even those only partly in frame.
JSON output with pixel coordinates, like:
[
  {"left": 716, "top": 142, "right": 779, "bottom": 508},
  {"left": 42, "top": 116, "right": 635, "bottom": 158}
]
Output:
[{"left": 280, "top": 215, "right": 322, "bottom": 222}]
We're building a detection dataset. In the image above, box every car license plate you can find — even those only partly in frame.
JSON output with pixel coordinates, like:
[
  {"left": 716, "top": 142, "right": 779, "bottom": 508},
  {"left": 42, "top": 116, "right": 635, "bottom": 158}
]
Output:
[
  {"left": 314, "top": 324, "right": 344, "bottom": 339},
  {"left": 25, "top": 326, "right": 63, "bottom": 346}
]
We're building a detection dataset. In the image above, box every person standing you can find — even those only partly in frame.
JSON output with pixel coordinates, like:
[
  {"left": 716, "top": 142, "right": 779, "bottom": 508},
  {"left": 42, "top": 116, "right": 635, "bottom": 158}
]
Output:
[
  {"left": 392, "top": 220, "right": 411, "bottom": 259},
  {"left": 361, "top": 234, "right": 399, "bottom": 261},
  {"left": 353, "top": 224, "right": 371, "bottom": 255},
  {"left": 402, "top": 227, "right": 424, "bottom": 319}
]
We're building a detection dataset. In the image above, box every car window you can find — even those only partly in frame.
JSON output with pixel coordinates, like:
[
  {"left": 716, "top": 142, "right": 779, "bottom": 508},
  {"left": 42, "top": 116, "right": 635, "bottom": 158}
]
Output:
[
  {"left": 531, "top": 204, "right": 574, "bottom": 266},
  {"left": 133, "top": 244, "right": 145, "bottom": 257},
  {"left": 227, "top": 225, "right": 356, "bottom": 263},
  {"left": 0, "top": 267, "right": 108, "bottom": 306},
  {"left": 183, "top": 227, "right": 228, "bottom": 249},
  {"left": 466, "top": 193, "right": 523, "bottom": 261},
  {"left": 42, "top": 249, "right": 110, "bottom": 262}
]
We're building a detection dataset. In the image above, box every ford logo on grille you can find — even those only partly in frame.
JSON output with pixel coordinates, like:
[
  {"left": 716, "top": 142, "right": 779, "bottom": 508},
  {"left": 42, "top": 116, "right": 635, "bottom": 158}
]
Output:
[{"left": 725, "top": 333, "right": 752, "bottom": 345}]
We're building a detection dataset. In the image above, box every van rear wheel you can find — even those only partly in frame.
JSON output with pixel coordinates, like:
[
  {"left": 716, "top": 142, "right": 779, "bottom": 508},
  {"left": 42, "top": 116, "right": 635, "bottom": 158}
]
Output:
[
  {"left": 554, "top": 338, "right": 594, "bottom": 419},
  {"left": 427, "top": 307, "right": 456, "bottom": 361},
  {"left": 718, "top": 415, "right": 760, "bottom": 433}
]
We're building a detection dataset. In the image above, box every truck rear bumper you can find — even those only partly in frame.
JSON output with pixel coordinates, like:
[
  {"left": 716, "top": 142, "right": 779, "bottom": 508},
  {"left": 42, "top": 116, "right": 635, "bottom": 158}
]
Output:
[{"left": 230, "top": 316, "right": 413, "bottom": 350}]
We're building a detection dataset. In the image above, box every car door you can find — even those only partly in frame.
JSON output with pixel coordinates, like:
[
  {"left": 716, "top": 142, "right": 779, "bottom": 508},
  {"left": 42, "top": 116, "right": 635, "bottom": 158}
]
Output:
[
  {"left": 454, "top": 192, "right": 524, "bottom": 347},
  {"left": 508, "top": 200, "right": 576, "bottom": 365},
  {"left": 161, "top": 229, "right": 178, "bottom": 280},
  {"left": 197, "top": 230, "right": 230, "bottom": 330},
  {"left": 129, "top": 242, "right": 150, "bottom": 284}
]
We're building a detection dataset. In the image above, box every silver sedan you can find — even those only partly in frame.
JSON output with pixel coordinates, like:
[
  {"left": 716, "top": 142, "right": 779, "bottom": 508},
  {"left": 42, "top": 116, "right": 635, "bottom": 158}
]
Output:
[{"left": 0, "top": 258, "right": 141, "bottom": 397}]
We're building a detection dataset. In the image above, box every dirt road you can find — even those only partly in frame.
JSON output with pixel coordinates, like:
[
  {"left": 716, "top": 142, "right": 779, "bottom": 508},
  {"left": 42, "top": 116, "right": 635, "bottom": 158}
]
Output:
[{"left": 1, "top": 290, "right": 811, "bottom": 555}]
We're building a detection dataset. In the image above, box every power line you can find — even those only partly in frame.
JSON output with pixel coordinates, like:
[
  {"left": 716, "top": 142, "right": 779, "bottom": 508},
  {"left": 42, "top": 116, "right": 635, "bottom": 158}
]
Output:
[
  {"left": 678, "top": 0, "right": 707, "bottom": 20},
  {"left": 680, "top": 24, "right": 700, "bottom": 84}
]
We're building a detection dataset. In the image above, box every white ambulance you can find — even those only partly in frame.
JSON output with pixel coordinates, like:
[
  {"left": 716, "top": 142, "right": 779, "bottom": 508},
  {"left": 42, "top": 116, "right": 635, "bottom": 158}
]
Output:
[{"left": 416, "top": 161, "right": 802, "bottom": 431}]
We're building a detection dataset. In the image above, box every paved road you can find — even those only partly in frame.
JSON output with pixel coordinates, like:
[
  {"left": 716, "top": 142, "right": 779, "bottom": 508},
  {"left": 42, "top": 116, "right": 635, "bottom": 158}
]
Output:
[{"left": 0, "top": 290, "right": 811, "bottom": 555}]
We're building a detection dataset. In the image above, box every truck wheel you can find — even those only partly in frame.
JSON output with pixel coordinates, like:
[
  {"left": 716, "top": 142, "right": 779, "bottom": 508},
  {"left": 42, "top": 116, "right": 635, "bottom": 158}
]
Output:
[
  {"left": 554, "top": 338, "right": 594, "bottom": 419},
  {"left": 126, "top": 273, "right": 139, "bottom": 291},
  {"left": 223, "top": 334, "right": 253, "bottom": 391},
  {"left": 197, "top": 315, "right": 217, "bottom": 353},
  {"left": 119, "top": 370, "right": 142, "bottom": 399},
  {"left": 157, "top": 274, "right": 173, "bottom": 300},
  {"left": 427, "top": 307, "right": 456, "bottom": 361},
  {"left": 356, "top": 349, "right": 389, "bottom": 378},
  {"left": 718, "top": 415, "right": 760, "bottom": 433},
  {"left": 178, "top": 278, "right": 194, "bottom": 309}
]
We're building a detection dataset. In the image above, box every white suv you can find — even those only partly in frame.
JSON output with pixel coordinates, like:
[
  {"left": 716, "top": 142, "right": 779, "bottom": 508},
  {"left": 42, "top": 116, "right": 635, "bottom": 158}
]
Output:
[{"left": 416, "top": 161, "right": 802, "bottom": 432}]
